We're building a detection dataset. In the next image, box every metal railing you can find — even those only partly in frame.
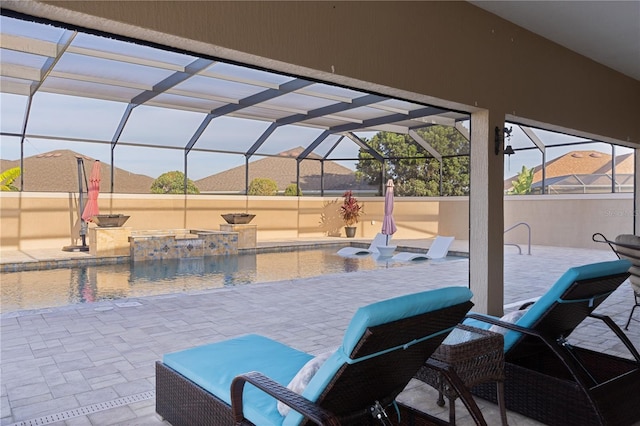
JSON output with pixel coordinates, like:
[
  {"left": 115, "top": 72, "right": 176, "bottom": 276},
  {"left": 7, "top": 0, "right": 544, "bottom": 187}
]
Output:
[{"left": 504, "top": 222, "right": 532, "bottom": 255}]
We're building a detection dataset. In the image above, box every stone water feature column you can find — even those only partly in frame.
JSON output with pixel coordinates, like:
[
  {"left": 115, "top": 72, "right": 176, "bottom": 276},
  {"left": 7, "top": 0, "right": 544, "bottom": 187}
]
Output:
[
  {"left": 219, "top": 224, "right": 257, "bottom": 249},
  {"left": 89, "top": 227, "right": 132, "bottom": 257}
]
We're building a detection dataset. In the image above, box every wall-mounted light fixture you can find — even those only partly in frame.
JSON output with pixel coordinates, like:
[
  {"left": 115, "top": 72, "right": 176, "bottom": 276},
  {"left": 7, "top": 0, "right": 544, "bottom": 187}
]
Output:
[{"left": 495, "top": 126, "right": 515, "bottom": 156}]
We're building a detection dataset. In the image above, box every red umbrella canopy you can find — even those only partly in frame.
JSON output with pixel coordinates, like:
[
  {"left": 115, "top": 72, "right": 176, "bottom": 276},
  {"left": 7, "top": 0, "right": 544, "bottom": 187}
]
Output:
[
  {"left": 381, "top": 179, "right": 397, "bottom": 244},
  {"left": 82, "top": 160, "right": 101, "bottom": 222}
]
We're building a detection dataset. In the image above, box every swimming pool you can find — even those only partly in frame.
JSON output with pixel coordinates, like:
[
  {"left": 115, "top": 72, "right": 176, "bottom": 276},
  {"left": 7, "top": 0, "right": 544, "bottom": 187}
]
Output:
[{"left": 1, "top": 247, "right": 464, "bottom": 313}]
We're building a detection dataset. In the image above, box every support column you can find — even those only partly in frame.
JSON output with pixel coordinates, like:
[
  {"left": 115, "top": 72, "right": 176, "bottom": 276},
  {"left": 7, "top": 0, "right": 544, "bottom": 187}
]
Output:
[
  {"left": 635, "top": 148, "right": 639, "bottom": 235},
  {"left": 469, "top": 109, "right": 505, "bottom": 315}
]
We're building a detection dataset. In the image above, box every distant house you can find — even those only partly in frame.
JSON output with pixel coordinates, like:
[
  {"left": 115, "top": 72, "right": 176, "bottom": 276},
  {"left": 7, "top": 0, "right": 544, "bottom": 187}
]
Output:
[
  {"left": 505, "top": 150, "right": 634, "bottom": 194},
  {"left": 0, "top": 150, "right": 154, "bottom": 193},
  {"left": 1, "top": 148, "right": 378, "bottom": 195},
  {"left": 195, "top": 147, "right": 378, "bottom": 195}
]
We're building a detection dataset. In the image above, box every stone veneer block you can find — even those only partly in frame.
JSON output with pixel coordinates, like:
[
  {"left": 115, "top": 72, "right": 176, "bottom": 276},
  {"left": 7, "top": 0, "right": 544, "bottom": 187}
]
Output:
[
  {"left": 129, "top": 229, "right": 238, "bottom": 261},
  {"left": 219, "top": 224, "right": 257, "bottom": 249},
  {"left": 89, "top": 227, "right": 132, "bottom": 257}
]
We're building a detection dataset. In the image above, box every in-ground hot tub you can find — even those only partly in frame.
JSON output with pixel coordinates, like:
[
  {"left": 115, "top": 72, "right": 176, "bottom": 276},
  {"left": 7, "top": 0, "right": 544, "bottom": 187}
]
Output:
[{"left": 129, "top": 229, "right": 238, "bottom": 261}]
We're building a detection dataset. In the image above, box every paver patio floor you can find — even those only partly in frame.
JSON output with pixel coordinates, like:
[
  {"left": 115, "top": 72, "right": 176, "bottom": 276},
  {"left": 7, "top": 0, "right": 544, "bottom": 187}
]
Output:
[{"left": 1, "top": 243, "right": 638, "bottom": 425}]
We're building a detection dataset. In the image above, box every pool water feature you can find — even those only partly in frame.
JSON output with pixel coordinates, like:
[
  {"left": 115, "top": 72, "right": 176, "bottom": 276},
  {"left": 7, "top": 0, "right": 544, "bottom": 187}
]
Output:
[{"left": 1, "top": 247, "right": 465, "bottom": 313}]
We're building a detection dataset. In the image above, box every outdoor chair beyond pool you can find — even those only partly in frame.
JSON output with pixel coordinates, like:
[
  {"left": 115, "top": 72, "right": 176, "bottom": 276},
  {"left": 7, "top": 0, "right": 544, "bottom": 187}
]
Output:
[
  {"left": 464, "top": 259, "right": 640, "bottom": 426},
  {"left": 156, "top": 286, "right": 488, "bottom": 426},
  {"left": 391, "top": 236, "right": 455, "bottom": 262},
  {"left": 336, "top": 232, "right": 389, "bottom": 256}
]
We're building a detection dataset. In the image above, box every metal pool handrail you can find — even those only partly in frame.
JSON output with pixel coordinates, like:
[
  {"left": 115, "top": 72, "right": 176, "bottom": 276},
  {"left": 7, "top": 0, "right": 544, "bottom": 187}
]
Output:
[{"left": 504, "top": 222, "right": 532, "bottom": 255}]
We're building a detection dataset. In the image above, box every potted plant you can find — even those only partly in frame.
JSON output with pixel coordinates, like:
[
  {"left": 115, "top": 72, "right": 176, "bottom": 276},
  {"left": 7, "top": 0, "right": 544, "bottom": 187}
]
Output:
[{"left": 339, "top": 190, "right": 362, "bottom": 238}]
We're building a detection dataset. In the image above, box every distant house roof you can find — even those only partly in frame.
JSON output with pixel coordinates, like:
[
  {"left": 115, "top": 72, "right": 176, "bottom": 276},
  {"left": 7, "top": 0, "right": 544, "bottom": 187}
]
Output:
[
  {"left": 505, "top": 150, "right": 634, "bottom": 193},
  {"left": 1, "top": 150, "right": 154, "bottom": 193},
  {"left": 195, "top": 147, "right": 378, "bottom": 193},
  {"left": 1, "top": 148, "right": 377, "bottom": 194}
]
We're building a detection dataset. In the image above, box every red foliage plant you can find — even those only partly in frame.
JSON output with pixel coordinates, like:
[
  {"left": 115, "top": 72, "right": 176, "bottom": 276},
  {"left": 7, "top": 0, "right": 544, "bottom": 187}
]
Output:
[{"left": 339, "top": 190, "right": 362, "bottom": 226}]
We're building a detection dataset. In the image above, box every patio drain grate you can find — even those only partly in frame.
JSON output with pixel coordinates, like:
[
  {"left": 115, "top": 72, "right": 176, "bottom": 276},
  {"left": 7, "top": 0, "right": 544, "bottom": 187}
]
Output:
[{"left": 8, "top": 391, "right": 155, "bottom": 426}]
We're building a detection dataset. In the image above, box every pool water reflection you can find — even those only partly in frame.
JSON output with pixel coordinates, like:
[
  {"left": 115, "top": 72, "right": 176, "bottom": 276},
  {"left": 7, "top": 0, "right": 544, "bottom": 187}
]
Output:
[{"left": 2, "top": 247, "right": 459, "bottom": 313}]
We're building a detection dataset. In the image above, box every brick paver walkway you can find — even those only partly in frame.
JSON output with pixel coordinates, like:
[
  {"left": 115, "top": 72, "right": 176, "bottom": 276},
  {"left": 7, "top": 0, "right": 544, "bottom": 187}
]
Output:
[{"left": 1, "top": 244, "right": 638, "bottom": 425}]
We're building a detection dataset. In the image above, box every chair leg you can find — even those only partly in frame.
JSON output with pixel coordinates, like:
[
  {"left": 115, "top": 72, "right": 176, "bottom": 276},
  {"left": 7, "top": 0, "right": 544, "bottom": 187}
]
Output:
[
  {"left": 624, "top": 291, "right": 640, "bottom": 330},
  {"left": 624, "top": 301, "right": 639, "bottom": 330},
  {"left": 496, "top": 381, "right": 508, "bottom": 426},
  {"left": 448, "top": 397, "right": 456, "bottom": 425}
]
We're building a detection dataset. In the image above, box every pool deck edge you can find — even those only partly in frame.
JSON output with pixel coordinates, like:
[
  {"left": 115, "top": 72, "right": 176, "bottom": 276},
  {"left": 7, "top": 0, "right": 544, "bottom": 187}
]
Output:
[{"left": 1, "top": 238, "right": 469, "bottom": 272}]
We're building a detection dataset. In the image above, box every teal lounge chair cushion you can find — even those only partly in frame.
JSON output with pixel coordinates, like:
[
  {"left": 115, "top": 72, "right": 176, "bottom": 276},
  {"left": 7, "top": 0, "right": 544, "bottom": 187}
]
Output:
[
  {"left": 283, "top": 286, "right": 473, "bottom": 425},
  {"left": 465, "top": 259, "right": 631, "bottom": 351},
  {"left": 163, "top": 334, "right": 312, "bottom": 426},
  {"left": 163, "top": 286, "right": 473, "bottom": 426},
  {"left": 341, "top": 286, "right": 473, "bottom": 355}
]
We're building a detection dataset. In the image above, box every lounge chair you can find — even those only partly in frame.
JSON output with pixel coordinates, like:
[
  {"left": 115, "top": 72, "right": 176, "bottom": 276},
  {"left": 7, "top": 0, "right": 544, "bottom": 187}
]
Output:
[
  {"left": 156, "top": 286, "right": 488, "bottom": 425},
  {"left": 336, "top": 232, "right": 388, "bottom": 256},
  {"left": 592, "top": 232, "right": 640, "bottom": 330},
  {"left": 464, "top": 259, "right": 640, "bottom": 426},
  {"left": 391, "top": 236, "right": 455, "bottom": 261}
]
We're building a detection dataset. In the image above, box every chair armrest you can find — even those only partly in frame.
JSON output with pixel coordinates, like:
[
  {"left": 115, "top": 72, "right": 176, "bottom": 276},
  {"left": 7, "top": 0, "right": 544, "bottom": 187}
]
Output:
[
  {"left": 518, "top": 301, "right": 535, "bottom": 310},
  {"left": 593, "top": 232, "right": 640, "bottom": 261},
  {"left": 465, "top": 313, "right": 538, "bottom": 335},
  {"left": 588, "top": 313, "right": 640, "bottom": 361},
  {"left": 465, "top": 314, "right": 601, "bottom": 389},
  {"left": 424, "top": 358, "right": 488, "bottom": 426},
  {"left": 231, "top": 371, "right": 340, "bottom": 426}
]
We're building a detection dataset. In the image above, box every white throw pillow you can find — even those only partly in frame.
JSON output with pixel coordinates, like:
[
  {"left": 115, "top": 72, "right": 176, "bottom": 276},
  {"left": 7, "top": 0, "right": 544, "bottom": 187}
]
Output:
[
  {"left": 489, "top": 309, "right": 528, "bottom": 335},
  {"left": 277, "top": 350, "right": 334, "bottom": 416}
]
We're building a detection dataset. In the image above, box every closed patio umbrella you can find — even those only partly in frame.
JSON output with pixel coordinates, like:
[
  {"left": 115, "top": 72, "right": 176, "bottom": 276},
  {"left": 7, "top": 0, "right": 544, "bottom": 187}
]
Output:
[
  {"left": 82, "top": 160, "right": 100, "bottom": 222},
  {"left": 381, "top": 179, "right": 397, "bottom": 245}
]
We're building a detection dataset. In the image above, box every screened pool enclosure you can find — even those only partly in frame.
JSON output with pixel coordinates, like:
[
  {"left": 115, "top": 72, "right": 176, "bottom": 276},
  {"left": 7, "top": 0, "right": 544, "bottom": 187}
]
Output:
[{"left": 0, "top": 11, "right": 632, "bottom": 196}]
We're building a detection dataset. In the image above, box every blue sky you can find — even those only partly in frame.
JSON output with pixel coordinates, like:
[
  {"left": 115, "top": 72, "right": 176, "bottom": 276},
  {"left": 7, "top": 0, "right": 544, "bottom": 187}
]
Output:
[
  {"left": 0, "top": 91, "right": 373, "bottom": 179},
  {"left": 1, "top": 92, "right": 628, "bottom": 181}
]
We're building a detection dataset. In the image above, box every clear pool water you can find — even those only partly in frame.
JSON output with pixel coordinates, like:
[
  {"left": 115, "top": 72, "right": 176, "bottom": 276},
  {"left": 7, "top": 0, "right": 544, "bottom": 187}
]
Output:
[{"left": 1, "top": 247, "right": 460, "bottom": 313}]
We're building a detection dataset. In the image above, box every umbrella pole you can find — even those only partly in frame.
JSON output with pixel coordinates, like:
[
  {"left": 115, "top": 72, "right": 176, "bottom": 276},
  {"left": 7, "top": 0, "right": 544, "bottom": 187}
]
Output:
[{"left": 62, "top": 157, "right": 89, "bottom": 252}]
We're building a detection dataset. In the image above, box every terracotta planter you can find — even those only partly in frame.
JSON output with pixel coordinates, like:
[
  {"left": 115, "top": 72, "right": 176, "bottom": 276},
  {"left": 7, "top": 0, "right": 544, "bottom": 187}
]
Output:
[{"left": 345, "top": 226, "right": 357, "bottom": 238}]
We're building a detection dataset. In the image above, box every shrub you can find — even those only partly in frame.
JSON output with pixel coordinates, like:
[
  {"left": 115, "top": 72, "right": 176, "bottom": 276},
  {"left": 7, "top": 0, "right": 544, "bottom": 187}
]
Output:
[
  {"left": 284, "top": 184, "right": 302, "bottom": 196},
  {"left": 248, "top": 178, "right": 278, "bottom": 195}
]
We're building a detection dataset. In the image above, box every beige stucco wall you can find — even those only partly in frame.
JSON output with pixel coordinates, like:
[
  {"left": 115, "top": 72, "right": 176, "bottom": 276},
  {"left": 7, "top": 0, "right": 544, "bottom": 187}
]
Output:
[
  {"left": 0, "top": 193, "right": 467, "bottom": 250},
  {"left": 504, "top": 194, "right": 634, "bottom": 249},
  {"left": 0, "top": 192, "right": 632, "bottom": 251}
]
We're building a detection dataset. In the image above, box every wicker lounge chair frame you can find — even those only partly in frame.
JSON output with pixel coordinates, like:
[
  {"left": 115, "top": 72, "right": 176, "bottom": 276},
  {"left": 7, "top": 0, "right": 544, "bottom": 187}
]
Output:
[
  {"left": 593, "top": 232, "right": 640, "bottom": 329},
  {"left": 467, "top": 263, "right": 640, "bottom": 426},
  {"left": 156, "top": 299, "right": 489, "bottom": 426}
]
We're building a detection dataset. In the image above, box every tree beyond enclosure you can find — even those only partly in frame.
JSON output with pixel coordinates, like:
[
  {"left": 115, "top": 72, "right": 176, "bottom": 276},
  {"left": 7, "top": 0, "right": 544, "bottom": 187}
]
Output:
[
  {"left": 356, "top": 126, "right": 470, "bottom": 196},
  {"left": 509, "top": 166, "right": 534, "bottom": 195},
  {"left": 151, "top": 171, "right": 200, "bottom": 194},
  {"left": 0, "top": 167, "right": 21, "bottom": 191}
]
